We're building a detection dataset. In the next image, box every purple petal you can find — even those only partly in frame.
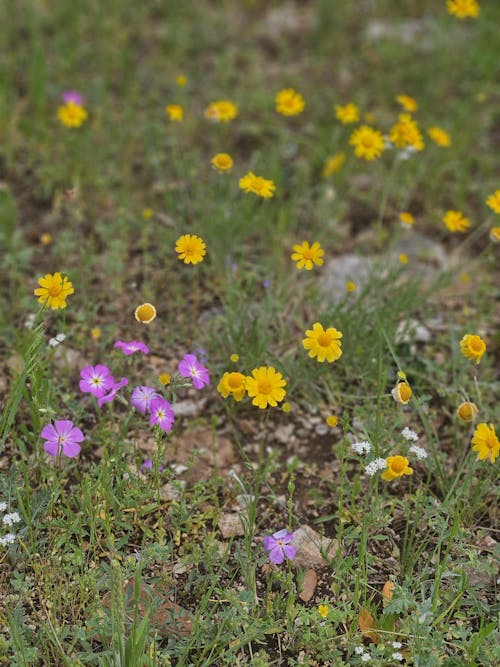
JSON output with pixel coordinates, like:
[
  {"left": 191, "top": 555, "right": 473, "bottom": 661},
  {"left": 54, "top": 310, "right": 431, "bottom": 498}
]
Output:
[
  {"left": 80, "top": 365, "right": 95, "bottom": 380},
  {"left": 63, "top": 442, "right": 81, "bottom": 458},
  {"left": 272, "top": 528, "right": 290, "bottom": 541},
  {"left": 54, "top": 420, "right": 75, "bottom": 436},
  {"left": 94, "top": 364, "right": 112, "bottom": 376},
  {"left": 263, "top": 536, "right": 277, "bottom": 551},
  {"left": 68, "top": 427, "right": 85, "bottom": 443},
  {"left": 40, "top": 423, "right": 58, "bottom": 441},
  {"left": 283, "top": 545, "right": 296, "bottom": 561},
  {"left": 268, "top": 546, "right": 285, "bottom": 564},
  {"left": 44, "top": 441, "right": 59, "bottom": 456}
]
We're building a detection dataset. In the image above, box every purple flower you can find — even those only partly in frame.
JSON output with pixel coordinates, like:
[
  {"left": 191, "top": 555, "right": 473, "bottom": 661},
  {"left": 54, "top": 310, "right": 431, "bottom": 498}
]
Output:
[
  {"left": 79, "top": 364, "right": 115, "bottom": 397},
  {"left": 149, "top": 398, "right": 175, "bottom": 432},
  {"left": 263, "top": 529, "right": 296, "bottom": 565},
  {"left": 130, "top": 386, "right": 160, "bottom": 414},
  {"left": 114, "top": 340, "right": 150, "bottom": 356},
  {"left": 141, "top": 458, "right": 165, "bottom": 472},
  {"left": 178, "top": 354, "right": 210, "bottom": 390},
  {"left": 61, "top": 90, "right": 84, "bottom": 105},
  {"left": 97, "top": 377, "right": 128, "bottom": 408},
  {"left": 41, "top": 420, "right": 85, "bottom": 458}
]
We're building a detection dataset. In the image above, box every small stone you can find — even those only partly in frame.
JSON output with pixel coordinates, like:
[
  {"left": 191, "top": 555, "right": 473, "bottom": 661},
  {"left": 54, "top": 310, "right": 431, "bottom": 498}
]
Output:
[
  {"left": 298, "top": 568, "right": 318, "bottom": 602},
  {"left": 293, "top": 525, "right": 338, "bottom": 567},
  {"left": 218, "top": 513, "right": 245, "bottom": 538}
]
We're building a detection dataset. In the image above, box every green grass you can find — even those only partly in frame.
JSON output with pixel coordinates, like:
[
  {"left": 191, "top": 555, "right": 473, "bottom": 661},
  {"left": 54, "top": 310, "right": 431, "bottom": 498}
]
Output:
[{"left": 1, "top": 1, "right": 499, "bottom": 665}]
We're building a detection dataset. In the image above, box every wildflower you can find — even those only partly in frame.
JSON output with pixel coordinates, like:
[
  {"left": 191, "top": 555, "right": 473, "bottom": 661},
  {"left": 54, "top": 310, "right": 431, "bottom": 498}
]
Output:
[
  {"left": 361, "top": 654, "right": 371, "bottom": 663},
  {"left": 399, "top": 212, "right": 415, "bottom": 226},
  {"left": 291, "top": 241, "right": 324, "bottom": 270},
  {"left": 91, "top": 327, "right": 101, "bottom": 340},
  {"left": 365, "top": 458, "right": 388, "bottom": 476},
  {"left": 355, "top": 647, "right": 365, "bottom": 655},
  {"left": 0, "top": 502, "right": 6, "bottom": 511},
  {"left": 48, "top": 333, "right": 66, "bottom": 347},
  {"left": 62, "top": 91, "right": 84, "bottom": 105},
  {"left": 178, "top": 354, "right": 210, "bottom": 389},
  {"left": 399, "top": 253, "right": 409, "bottom": 265},
  {"left": 326, "top": 415, "right": 338, "bottom": 427},
  {"left": 349, "top": 125, "right": 385, "bottom": 161},
  {"left": 131, "top": 386, "right": 160, "bottom": 414},
  {"left": 114, "top": 340, "right": 150, "bottom": 355},
  {"left": 79, "top": 364, "right": 115, "bottom": 398},
  {"left": 282, "top": 402, "right": 292, "bottom": 413},
  {"left": 0, "top": 533, "right": 16, "bottom": 546},
  {"left": 230, "top": 354, "right": 239, "bottom": 363},
  {"left": 401, "top": 427, "right": 418, "bottom": 442},
  {"left": 175, "top": 234, "right": 206, "bottom": 264},
  {"left": 457, "top": 401, "right": 479, "bottom": 422},
  {"left": 134, "top": 303, "right": 157, "bottom": 323},
  {"left": 392, "top": 642, "right": 402, "bottom": 649},
  {"left": 97, "top": 377, "right": 128, "bottom": 408},
  {"left": 396, "top": 94, "right": 418, "bottom": 112},
  {"left": 142, "top": 208, "right": 154, "bottom": 220},
  {"left": 40, "top": 233, "right": 52, "bottom": 245},
  {"left": 443, "top": 210, "right": 470, "bottom": 233},
  {"left": 2, "top": 512, "right": 21, "bottom": 527},
  {"left": 409, "top": 445, "right": 428, "bottom": 460},
  {"left": 345, "top": 281, "right": 356, "bottom": 292},
  {"left": 141, "top": 459, "right": 153, "bottom": 471},
  {"left": 460, "top": 333, "right": 486, "bottom": 364},
  {"left": 149, "top": 398, "right": 175, "bottom": 433},
  {"left": 427, "top": 126, "right": 452, "bottom": 147},
  {"left": 392, "top": 382, "right": 412, "bottom": 405},
  {"left": 34, "top": 272, "right": 74, "bottom": 310},
  {"left": 489, "top": 227, "right": 500, "bottom": 243},
  {"left": 217, "top": 372, "right": 246, "bottom": 401},
  {"left": 245, "top": 366, "right": 286, "bottom": 409},
  {"left": 24, "top": 313, "right": 36, "bottom": 329},
  {"left": 204, "top": 100, "right": 238, "bottom": 122},
  {"left": 158, "top": 373, "right": 171, "bottom": 386},
  {"left": 389, "top": 114, "right": 424, "bottom": 151},
  {"left": 486, "top": 190, "right": 500, "bottom": 213},
  {"left": 334, "top": 102, "right": 359, "bottom": 123},
  {"left": 352, "top": 441, "right": 372, "bottom": 455},
  {"left": 165, "top": 104, "right": 183, "bottom": 121},
  {"left": 57, "top": 101, "right": 88, "bottom": 128},
  {"left": 211, "top": 153, "right": 233, "bottom": 172},
  {"left": 239, "top": 172, "right": 276, "bottom": 198},
  {"left": 41, "top": 420, "right": 85, "bottom": 458},
  {"left": 322, "top": 152, "right": 345, "bottom": 177},
  {"left": 275, "top": 88, "right": 305, "bottom": 116},
  {"left": 302, "top": 322, "right": 343, "bottom": 363},
  {"left": 381, "top": 455, "right": 413, "bottom": 481},
  {"left": 318, "top": 604, "right": 329, "bottom": 619},
  {"left": 392, "top": 653, "right": 404, "bottom": 662},
  {"left": 175, "top": 74, "right": 188, "bottom": 86},
  {"left": 471, "top": 422, "right": 499, "bottom": 463},
  {"left": 263, "top": 529, "right": 296, "bottom": 564},
  {"left": 446, "top": 0, "right": 480, "bottom": 18}
]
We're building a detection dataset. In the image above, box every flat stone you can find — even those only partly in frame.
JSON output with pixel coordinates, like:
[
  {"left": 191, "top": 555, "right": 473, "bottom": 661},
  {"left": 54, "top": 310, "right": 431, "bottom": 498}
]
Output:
[
  {"left": 218, "top": 513, "right": 245, "bottom": 538},
  {"left": 293, "top": 525, "right": 338, "bottom": 567}
]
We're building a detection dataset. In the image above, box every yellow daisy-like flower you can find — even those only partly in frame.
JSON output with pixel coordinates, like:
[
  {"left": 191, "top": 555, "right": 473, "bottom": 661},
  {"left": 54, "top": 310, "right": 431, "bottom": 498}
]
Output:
[
  {"left": 134, "top": 302, "right": 157, "bottom": 324},
  {"left": 399, "top": 253, "right": 409, "bottom": 265},
  {"left": 396, "top": 94, "right": 418, "bottom": 112},
  {"left": 427, "top": 126, "right": 452, "bottom": 147},
  {"left": 446, "top": 0, "right": 480, "bottom": 19},
  {"left": 389, "top": 114, "right": 424, "bottom": 151},
  {"left": 326, "top": 415, "right": 338, "bottom": 428},
  {"left": 91, "top": 327, "right": 101, "bottom": 340},
  {"left": 471, "top": 422, "right": 499, "bottom": 463},
  {"left": 489, "top": 227, "right": 500, "bottom": 243},
  {"left": 142, "top": 208, "right": 154, "bottom": 220},
  {"left": 211, "top": 153, "right": 233, "bottom": 172},
  {"left": 291, "top": 241, "right": 324, "bottom": 270},
  {"left": 230, "top": 354, "right": 239, "bottom": 363},
  {"left": 392, "top": 382, "right": 412, "bottom": 405},
  {"left": 159, "top": 373, "right": 171, "bottom": 386},
  {"left": 245, "top": 366, "right": 287, "bottom": 409},
  {"left": 318, "top": 604, "right": 329, "bottom": 619},
  {"left": 302, "top": 323, "right": 343, "bottom": 363},
  {"left": 165, "top": 104, "right": 183, "bottom": 121},
  {"left": 457, "top": 401, "right": 479, "bottom": 422},
  {"left": 399, "top": 211, "right": 415, "bottom": 226},
  {"left": 40, "top": 233, "right": 52, "bottom": 245},
  {"left": 460, "top": 334, "right": 486, "bottom": 364},
  {"left": 57, "top": 102, "right": 88, "bottom": 128},
  {"left": 34, "top": 272, "right": 74, "bottom": 310},
  {"left": 334, "top": 103, "right": 359, "bottom": 124},
  {"left": 443, "top": 210, "right": 470, "bottom": 233},
  {"left": 217, "top": 372, "right": 247, "bottom": 402},
  {"left": 204, "top": 100, "right": 238, "bottom": 122},
  {"left": 239, "top": 172, "right": 276, "bottom": 199},
  {"left": 175, "top": 234, "right": 206, "bottom": 264},
  {"left": 486, "top": 190, "right": 500, "bottom": 214},
  {"left": 322, "top": 152, "right": 346, "bottom": 177},
  {"left": 349, "top": 125, "right": 385, "bottom": 161},
  {"left": 175, "top": 74, "right": 188, "bottom": 86},
  {"left": 275, "top": 88, "right": 305, "bottom": 116},
  {"left": 345, "top": 281, "right": 356, "bottom": 292},
  {"left": 282, "top": 402, "right": 292, "bottom": 413},
  {"left": 381, "top": 455, "right": 413, "bottom": 481}
]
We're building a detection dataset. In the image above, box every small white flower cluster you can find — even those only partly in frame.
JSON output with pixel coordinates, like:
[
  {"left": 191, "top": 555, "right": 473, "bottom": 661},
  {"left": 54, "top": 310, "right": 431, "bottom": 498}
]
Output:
[
  {"left": 392, "top": 642, "right": 402, "bottom": 649},
  {"left": 0, "top": 503, "right": 21, "bottom": 547},
  {"left": 354, "top": 646, "right": 371, "bottom": 662},
  {"left": 49, "top": 332, "right": 66, "bottom": 347},
  {"left": 2, "top": 511, "right": 21, "bottom": 527},
  {"left": 402, "top": 427, "right": 428, "bottom": 460},
  {"left": 352, "top": 440, "right": 372, "bottom": 455},
  {"left": 392, "top": 652, "right": 404, "bottom": 661},
  {"left": 401, "top": 427, "right": 419, "bottom": 442},
  {"left": 409, "top": 445, "right": 428, "bottom": 460},
  {"left": 365, "top": 458, "right": 387, "bottom": 476},
  {"left": 24, "top": 313, "right": 36, "bottom": 329}
]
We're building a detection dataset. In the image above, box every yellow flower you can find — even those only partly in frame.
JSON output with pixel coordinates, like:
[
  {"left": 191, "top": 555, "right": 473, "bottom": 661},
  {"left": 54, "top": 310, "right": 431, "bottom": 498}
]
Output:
[
  {"left": 486, "top": 190, "right": 500, "bottom": 214},
  {"left": 91, "top": 327, "right": 101, "bottom": 340},
  {"left": 142, "top": 208, "right": 154, "bottom": 220},
  {"left": 282, "top": 402, "right": 292, "bottom": 413},
  {"left": 399, "top": 253, "right": 409, "bottom": 265},
  {"left": 457, "top": 401, "right": 479, "bottom": 422},
  {"left": 446, "top": 0, "right": 480, "bottom": 19},
  {"left": 204, "top": 100, "right": 238, "bottom": 122},
  {"left": 443, "top": 210, "right": 470, "bottom": 233},
  {"left": 349, "top": 125, "right": 385, "bottom": 161},
  {"left": 291, "top": 241, "right": 324, "bottom": 270},
  {"left": 326, "top": 415, "right": 338, "bottom": 428},
  {"left": 397, "top": 370, "right": 407, "bottom": 380},
  {"left": 34, "top": 272, "right": 74, "bottom": 310},
  {"left": 175, "top": 74, "right": 188, "bottom": 86},
  {"left": 245, "top": 366, "right": 287, "bottom": 409},
  {"left": 399, "top": 211, "right": 415, "bottom": 226},
  {"left": 230, "top": 354, "right": 240, "bottom": 363},
  {"left": 275, "top": 88, "right": 305, "bottom": 116},
  {"left": 427, "top": 126, "right": 452, "bottom": 147},
  {"left": 322, "top": 152, "right": 346, "bottom": 177},
  {"left": 239, "top": 172, "right": 276, "bottom": 199},
  {"left": 396, "top": 94, "right": 418, "bottom": 112},
  {"left": 471, "top": 422, "right": 499, "bottom": 463},
  {"left": 345, "top": 281, "right": 356, "bottom": 292},
  {"left": 134, "top": 303, "right": 157, "bottom": 324},
  {"left": 175, "top": 234, "right": 206, "bottom": 264},
  {"left": 40, "top": 233, "right": 52, "bottom": 245},
  {"left": 302, "top": 323, "right": 343, "bottom": 363},
  {"left": 334, "top": 103, "right": 359, "bottom": 124},
  {"left": 57, "top": 102, "right": 88, "bottom": 128},
  {"left": 381, "top": 455, "right": 413, "bottom": 481},
  {"left": 389, "top": 114, "right": 424, "bottom": 151},
  {"left": 211, "top": 153, "right": 233, "bottom": 172},
  {"left": 392, "top": 382, "right": 412, "bottom": 405},
  {"left": 489, "top": 227, "right": 500, "bottom": 243},
  {"left": 159, "top": 373, "right": 171, "bottom": 386},
  {"left": 460, "top": 334, "right": 486, "bottom": 364},
  {"left": 217, "top": 372, "right": 247, "bottom": 402},
  {"left": 459, "top": 273, "right": 470, "bottom": 283},
  {"left": 318, "top": 604, "right": 329, "bottom": 619},
  {"left": 165, "top": 104, "right": 183, "bottom": 121}
]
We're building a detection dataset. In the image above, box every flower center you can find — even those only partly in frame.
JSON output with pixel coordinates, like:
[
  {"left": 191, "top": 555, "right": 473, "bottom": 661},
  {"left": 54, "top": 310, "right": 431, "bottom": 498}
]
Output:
[
  {"left": 399, "top": 384, "right": 412, "bottom": 401},
  {"left": 362, "top": 135, "right": 374, "bottom": 147},
  {"left": 252, "top": 177, "right": 265, "bottom": 191},
  {"left": 228, "top": 374, "right": 242, "bottom": 389},
  {"left": 303, "top": 248, "right": 314, "bottom": 259},
  {"left": 258, "top": 380, "right": 272, "bottom": 394},
  {"left": 157, "top": 409, "right": 165, "bottom": 420},
  {"left": 391, "top": 459, "right": 405, "bottom": 473},
  {"left": 49, "top": 284, "right": 62, "bottom": 296},
  {"left": 485, "top": 435, "right": 496, "bottom": 450},
  {"left": 91, "top": 377, "right": 102, "bottom": 386},
  {"left": 317, "top": 332, "right": 332, "bottom": 347},
  {"left": 470, "top": 337, "right": 483, "bottom": 352}
]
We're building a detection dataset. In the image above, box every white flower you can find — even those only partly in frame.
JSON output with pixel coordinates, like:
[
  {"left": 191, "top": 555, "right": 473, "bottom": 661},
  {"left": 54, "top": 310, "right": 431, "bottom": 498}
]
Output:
[
  {"left": 354, "top": 646, "right": 365, "bottom": 655},
  {"left": 365, "top": 458, "right": 387, "bottom": 476},
  {"left": 392, "top": 652, "right": 404, "bottom": 661},
  {"left": 361, "top": 654, "right": 371, "bottom": 663},
  {"left": 352, "top": 440, "right": 372, "bottom": 455},
  {"left": 401, "top": 427, "right": 418, "bottom": 442},
  {"left": 409, "top": 445, "right": 428, "bottom": 460},
  {"left": 25, "top": 313, "right": 36, "bottom": 329},
  {"left": 0, "top": 533, "right": 16, "bottom": 546},
  {"left": 0, "top": 502, "right": 7, "bottom": 512},
  {"left": 2, "top": 512, "right": 21, "bottom": 527},
  {"left": 392, "top": 641, "right": 402, "bottom": 649},
  {"left": 56, "top": 333, "right": 66, "bottom": 343}
]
